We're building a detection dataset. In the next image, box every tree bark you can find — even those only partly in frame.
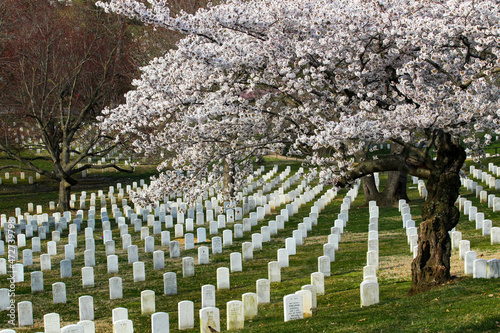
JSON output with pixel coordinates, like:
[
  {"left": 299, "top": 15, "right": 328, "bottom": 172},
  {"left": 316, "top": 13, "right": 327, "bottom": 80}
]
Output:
[
  {"left": 58, "top": 178, "right": 73, "bottom": 211},
  {"left": 409, "top": 131, "right": 466, "bottom": 295}
]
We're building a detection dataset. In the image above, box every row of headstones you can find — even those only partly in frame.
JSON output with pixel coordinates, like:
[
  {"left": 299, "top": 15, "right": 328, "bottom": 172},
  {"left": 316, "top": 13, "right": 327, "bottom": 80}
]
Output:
[
  {"left": 0, "top": 273, "right": 325, "bottom": 332},
  {"left": 464, "top": 165, "right": 500, "bottom": 214},
  {"left": 0, "top": 170, "right": 313, "bottom": 292},
  {"left": 0, "top": 168, "right": 323, "bottom": 329},
  {"left": 399, "top": 199, "right": 419, "bottom": 256},
  {"left": 455, "top": 168, "right": 500, "bottom": 277},
  {"left": 0, "top": 172, "right": 41, "bottom": 186},
  {"left": 1, "top": 163, "right": 277, "bottom": 233},
  {"left": 227, "top": 182, "right": 346, "bottom": 325},
  {"left": 459, "top": 167, "right": 500, "bottom": 242},
  {"left": 360, "top": 199, "right": 380, "bottom": 307},
  {"left": 5, "top": 184, "right": 323, "bottom": 294},
  {"left": 0, "top": 164, "right": 289, "bottom": 244},
  {"left": 0, "top": 178, "right": 333, "bottom": 330},
  {"left": 451, "top": 199, "right": 500, "bottom": 279},
  {"left": 456, "top": 196, "right": 500, "bottom": 243},
  {"left": 0, "top": 165, "right": 304, "bottom": 272}
]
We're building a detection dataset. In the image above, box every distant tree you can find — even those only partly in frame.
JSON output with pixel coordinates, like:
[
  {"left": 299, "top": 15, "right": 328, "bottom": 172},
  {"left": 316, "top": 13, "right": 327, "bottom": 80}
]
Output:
[{"left": 0, "top": 0, "right": 137, "bottom": 210}]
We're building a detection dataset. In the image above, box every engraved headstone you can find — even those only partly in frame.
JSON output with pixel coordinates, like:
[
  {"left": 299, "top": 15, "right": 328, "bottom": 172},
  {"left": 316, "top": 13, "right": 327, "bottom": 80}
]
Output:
[
  {"left": 283, "top": 294, "right": 303, "bottom": 322},
  {"left": 256, "top": 279, "right": 270, "bottom": 304},
  {"left": 199, "top": 307, "right": 220, "bottom": 333},
  {"left": 226, "top": 300, "right": 244, "bottom": 330},
  {"left": 202, "top": 284, "right": 216, "bottom": 308}
]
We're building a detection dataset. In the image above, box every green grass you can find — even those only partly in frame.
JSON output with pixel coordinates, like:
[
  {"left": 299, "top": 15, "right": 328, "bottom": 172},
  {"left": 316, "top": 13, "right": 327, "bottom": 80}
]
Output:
[{"left": 1, "top": 160, "right": 499, "bottom": 332}]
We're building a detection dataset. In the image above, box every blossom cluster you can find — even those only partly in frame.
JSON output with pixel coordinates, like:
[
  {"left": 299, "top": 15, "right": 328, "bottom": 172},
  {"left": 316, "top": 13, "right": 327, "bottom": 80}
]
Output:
[{"left": 98, "top": 0, "right": 500, "bottom": 203}]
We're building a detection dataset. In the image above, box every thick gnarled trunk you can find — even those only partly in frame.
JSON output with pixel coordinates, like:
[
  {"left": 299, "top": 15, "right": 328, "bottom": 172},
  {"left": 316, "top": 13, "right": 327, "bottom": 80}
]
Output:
[{"left": 409, "top": 132, "right": 466, "bottom": 294}]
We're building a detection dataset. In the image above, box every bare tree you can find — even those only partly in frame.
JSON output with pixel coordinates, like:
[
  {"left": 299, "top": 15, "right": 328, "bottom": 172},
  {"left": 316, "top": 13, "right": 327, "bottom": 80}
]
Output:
[{"left": 0, "top": 0, "right": 137, "bottom": 210}]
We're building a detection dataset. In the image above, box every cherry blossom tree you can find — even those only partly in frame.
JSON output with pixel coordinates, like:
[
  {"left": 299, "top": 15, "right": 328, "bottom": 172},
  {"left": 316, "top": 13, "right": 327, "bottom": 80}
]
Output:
[{"left": 97, "top": 0, "right": 500, "bottom": 293}]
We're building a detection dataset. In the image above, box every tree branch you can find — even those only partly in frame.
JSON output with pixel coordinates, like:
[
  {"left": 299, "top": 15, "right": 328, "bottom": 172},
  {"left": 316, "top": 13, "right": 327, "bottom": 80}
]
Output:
[{"left": 335, "top": 154, "right": 431, "bottom": 188}]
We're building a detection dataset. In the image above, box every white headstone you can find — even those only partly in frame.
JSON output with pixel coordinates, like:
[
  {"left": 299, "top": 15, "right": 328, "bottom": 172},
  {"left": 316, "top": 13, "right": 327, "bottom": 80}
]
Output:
[
  {"left": 153, "top": 250, "right": 165, "bottom": 270},
  {"left": 178, "top": 300, "right": 194, "bottom": 330},
  {"left": 17, "top": 301, "right": 33, "bottom": 326},
  {"left": 112, "top": 307, "right": 128, "bottom": 323},
  {"left": 79, "top": 295, "right": 94, "bottom": 321},
  {"left": 151, "top": 312, "right": 169, "bottom": 333},
  {"left": 31, "top": 271, "right": 44, "bottom": 292},
  {"left": 230, "top": 252, "right": 242, "bottom": 272},
  {"left": 311, "top": 272, "right": 325, "bottom": 295},
  {"left": 283, "top": 294, "right": 303, "bottom": 322},
  {"left": 242, "top": 292, "right": 258, "bottom": 320},
  {"left": 199, "top": 307, "right": 220, "bottom": 333},
  {"left": 473, "top": 259, "right": 488, "bottom": 278},
  {"left": 107, "top": 255, "right": 119, "bottom": 274},
  {"left": 52, "top": 282, "right": 66, "bottom": 304},
  {"left": 268, "top": 261, "right": 281, "bottom": 283},
  {"left": 217, "top": 267, "right": 230, "bottom": 290},
  {"left": 133, "top": 261, "right": 146, "bottom": 282},
  {"left": 318, "top": 255, "right": 331, "bottom": 277},
  {"left": 256, "top": 279, "right": 270, "bottom": 304},
  {"left": 226, "top": 300, "right": 244, "bottom": 330},
  {"left": 141, "top": 290, "right": 156, "bottom": 315},
  {"left": 202, "top": 284, "right": 216, "bottom": 308},
  {"left": 360, "top": 280, "right": 379, "bottom": 307},
  {"left": 82, "top": 267, "right": 94, "bottom": 287},
  {"left": 464, "top": 251, "right": 477, "bottom": 275},
  {"left": 44, "top": 312, "right": 61, "bottom": 333},
  {"left": 242, "top": 242, "right": 253, "bottom": 260},
  {"left": 198, "top": 246, "right": 210, "bottom": 265},
  {"left": 487, "top": 259, "right": 500, "bottom": 278},
  {"left": 109, "top": 277, "right": 123, "bottom": 299},
  {"left": 182, "top": 257, "right": 195, "bottom": 278},
  {"left": 162, "top": 272, "right": 177, "bottom": 296}
]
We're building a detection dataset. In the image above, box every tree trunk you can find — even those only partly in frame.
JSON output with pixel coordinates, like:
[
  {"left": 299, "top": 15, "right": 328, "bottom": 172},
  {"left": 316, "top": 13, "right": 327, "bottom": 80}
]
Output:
[
  {"left": 58, "top": 178, "right": 73, "bottom": 211},
  {"left": 361, "top": 143, "right": 409, "bottom": 206},
  {"left": 409, "top": 132, "right": 466, "bottom": 295},
  {"left": 223, "top": 157, "right": 236, "bottom": 199}
]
